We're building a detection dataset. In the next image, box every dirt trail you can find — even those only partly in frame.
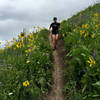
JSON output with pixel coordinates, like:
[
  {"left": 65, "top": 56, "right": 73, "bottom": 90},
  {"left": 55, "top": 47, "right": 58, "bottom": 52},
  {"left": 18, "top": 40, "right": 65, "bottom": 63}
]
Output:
[{"left": 46, "top": 35, "right": 66, "bottom": 100}]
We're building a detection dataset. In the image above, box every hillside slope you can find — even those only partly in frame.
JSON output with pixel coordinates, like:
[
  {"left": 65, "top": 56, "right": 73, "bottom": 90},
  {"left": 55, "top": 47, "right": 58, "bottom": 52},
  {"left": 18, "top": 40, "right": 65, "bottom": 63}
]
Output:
[
  {"left": 0, "top": 28, "right": 53, "bottom": 100},
  {"left": 0, "top": 2, "right": 100, "bottom": 100},
  {"left": 60, "top": 3, "right": 100, "bottom": 100}
]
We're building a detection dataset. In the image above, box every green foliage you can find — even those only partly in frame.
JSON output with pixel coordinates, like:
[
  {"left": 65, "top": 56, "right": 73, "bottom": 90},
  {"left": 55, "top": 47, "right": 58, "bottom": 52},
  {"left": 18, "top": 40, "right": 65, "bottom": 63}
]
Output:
[
  {"left": 0, "top": 28, "right": 52, "bottom": 100},
  {"left": 61, "top": 3, "right": 100, "bottom": 100}
]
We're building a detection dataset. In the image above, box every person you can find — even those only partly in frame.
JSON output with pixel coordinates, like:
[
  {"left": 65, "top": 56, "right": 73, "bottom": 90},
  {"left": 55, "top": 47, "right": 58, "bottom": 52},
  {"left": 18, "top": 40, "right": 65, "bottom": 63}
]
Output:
[{"left": 49, "top": 17, "right": 60, "bottom": 50}]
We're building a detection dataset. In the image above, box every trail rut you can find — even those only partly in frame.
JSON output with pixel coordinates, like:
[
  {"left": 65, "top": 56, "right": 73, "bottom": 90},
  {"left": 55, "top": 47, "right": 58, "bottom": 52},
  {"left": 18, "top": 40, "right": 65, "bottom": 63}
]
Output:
[{"left": 46, "top": 35, "right": 66, "bottom": 100}]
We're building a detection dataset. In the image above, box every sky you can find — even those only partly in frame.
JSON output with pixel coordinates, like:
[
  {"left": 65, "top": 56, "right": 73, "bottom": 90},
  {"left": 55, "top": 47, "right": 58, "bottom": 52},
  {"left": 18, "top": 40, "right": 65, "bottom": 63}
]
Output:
[{"left": 0, "top": 0, "right": 99, "bottom": 44}]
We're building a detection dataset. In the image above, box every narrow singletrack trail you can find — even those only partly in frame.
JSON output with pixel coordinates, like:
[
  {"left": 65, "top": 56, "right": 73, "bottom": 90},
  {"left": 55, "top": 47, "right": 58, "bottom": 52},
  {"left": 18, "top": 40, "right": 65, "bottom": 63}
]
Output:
[{"left": 46, "top": 34, "right": 66, "bottom": 100}]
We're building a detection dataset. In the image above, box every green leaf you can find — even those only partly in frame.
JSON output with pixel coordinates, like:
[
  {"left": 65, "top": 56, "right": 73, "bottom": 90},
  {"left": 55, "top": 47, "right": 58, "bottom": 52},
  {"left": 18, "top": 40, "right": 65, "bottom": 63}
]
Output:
[
  {"left": 92, "top": 81, "right": 100, "bottom": 87},
  {"left": 82, "top": 84, "right": 87, "bottom": 93},
  {"left": 92, "top": 94, "right": 100, "bottom": 97}
]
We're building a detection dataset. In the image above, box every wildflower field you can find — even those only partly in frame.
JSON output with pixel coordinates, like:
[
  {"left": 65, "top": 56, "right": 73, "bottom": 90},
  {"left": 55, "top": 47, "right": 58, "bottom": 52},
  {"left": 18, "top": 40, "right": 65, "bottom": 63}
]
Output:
[
  {"left": 60, "top": 3, "right": 100, "bottom": 100},
  {"left": 0, "top": 28, "right": 53, "bottom": 100},
  {"left": 0, "top": 2, "right": 100, "bottom": 100}
]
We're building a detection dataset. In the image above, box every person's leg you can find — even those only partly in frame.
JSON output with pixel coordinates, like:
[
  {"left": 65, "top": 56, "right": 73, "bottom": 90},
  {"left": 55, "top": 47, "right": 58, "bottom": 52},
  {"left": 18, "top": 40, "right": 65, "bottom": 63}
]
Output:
[
  {"left": 52, "top": 34, "right": 56, "bottom": 50},
  {"left": 55, "top": 34, "right": 59, "bottom": 46},
  {"left": 50, "top": 32, "right": 53, "bottom": 41},
  {"left": 52, "top": 34, "right": 56, "bottom": 46}
]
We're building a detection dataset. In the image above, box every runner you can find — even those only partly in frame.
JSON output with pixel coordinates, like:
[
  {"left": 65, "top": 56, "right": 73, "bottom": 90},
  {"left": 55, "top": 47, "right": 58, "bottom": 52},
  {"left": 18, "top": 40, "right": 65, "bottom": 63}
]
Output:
[{"left": 49, "top": 17, "right": 60, "bottom": 50}]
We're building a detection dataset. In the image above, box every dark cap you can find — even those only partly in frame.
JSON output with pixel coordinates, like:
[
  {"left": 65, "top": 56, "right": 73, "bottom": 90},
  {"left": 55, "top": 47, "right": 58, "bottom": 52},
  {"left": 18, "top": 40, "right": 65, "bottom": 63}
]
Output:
[{"left": 53, "top": 17, "right": 57, "bottom": 20}]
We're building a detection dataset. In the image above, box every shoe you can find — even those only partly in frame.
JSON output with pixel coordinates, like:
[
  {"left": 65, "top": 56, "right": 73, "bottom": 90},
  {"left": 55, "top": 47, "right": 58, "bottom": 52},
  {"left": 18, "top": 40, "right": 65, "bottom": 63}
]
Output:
[
  {"left": 54, "top": 46, "right": 56, "bottom": 50},
  {"left": 53, "top": 47, "right": 55, "bottom": 51},
  {"left": 53, "top": 46, "right": 56, "bottom": 51}
]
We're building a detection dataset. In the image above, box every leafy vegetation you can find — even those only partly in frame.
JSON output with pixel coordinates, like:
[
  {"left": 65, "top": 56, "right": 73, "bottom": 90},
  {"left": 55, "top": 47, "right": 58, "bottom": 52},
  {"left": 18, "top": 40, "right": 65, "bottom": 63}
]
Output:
[
  {"left": 60, "top": 3, "right": 100, "bottom": 100},
  {"left": 1, "top": 2, "right": 100, "bottom": 100},
  {"left": 0, "top": 28, "right": 53, "bottom": 100}
]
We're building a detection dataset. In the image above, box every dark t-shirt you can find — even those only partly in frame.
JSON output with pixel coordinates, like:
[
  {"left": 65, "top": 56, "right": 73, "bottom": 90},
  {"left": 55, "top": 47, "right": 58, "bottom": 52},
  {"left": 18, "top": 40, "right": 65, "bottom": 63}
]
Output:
[{"left": 50, "top": 22, "right": 60, "bottom": 34}]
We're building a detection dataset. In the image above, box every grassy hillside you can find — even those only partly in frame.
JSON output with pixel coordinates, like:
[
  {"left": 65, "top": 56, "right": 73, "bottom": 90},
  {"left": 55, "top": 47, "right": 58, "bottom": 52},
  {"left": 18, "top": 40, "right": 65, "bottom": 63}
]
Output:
[
  {"left": 60, "top": 3, "right": 100, "bottom": 100},
  {"left": 0, "top": 2, "right": 100, "bottom": 100},
  {"left": 0, "top": 28, "right": 53, "bottom": 100}
]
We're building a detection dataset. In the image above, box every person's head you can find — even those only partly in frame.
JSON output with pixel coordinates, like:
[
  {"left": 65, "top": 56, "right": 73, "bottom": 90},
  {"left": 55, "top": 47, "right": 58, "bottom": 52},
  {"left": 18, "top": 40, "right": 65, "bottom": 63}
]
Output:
[{"left": 53, "top": 17, "right": 57, "bottom": 23}]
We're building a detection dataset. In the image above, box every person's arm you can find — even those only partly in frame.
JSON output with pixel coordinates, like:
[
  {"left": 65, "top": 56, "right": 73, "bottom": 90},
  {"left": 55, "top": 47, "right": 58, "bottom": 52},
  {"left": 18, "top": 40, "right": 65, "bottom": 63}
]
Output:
[
  {"left": 49, "top": 23, "right": 52, "bottom": 33},
  {"left": 49, "top": 24, "right": 52, "bottom": 30}
]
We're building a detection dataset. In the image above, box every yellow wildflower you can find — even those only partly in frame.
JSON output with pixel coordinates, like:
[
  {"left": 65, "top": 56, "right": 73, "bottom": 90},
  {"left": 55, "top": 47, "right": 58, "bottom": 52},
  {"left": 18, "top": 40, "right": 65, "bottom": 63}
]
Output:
[
  {"left": 33, "top": 45, "right": 36, "bottom": 49},
  {"left": 96, "top": 25, "right": 98, "bottom": 28},
  {"left": 84, "top": 24, "right": 88, "bottom": 28},
  {"left": 20, "top": 32, "right": 25, "bottom": 38},
  {"left": 80, "top": 30, "right": 83, "bottom": 35},
  {"left": 29, "top": 45, "right": 36, "bottom": 51},
  {"left": 14, "top": 41, "right": 17, "bottom": 45},
  {"left": 25, "top": 50, "right": 28, "bottom": 53},
  {"left": 80, "top": 30, "right": 86, "bottom": 35},
  {"left": 82, "top": 24, "right": 88, "bottom": 28},
  {"left": 62, "top": 34, "right": 65, "bottom": 37},
  {"left": 26, "top": 60, "right": 30, "bottom": 64},
  {"left": 23, "top": 81, "right": 30, "bottom": 87},
  {"left": 14, "top": 48, "right": 16, "bottom": 50},
  {"left": 94, "top": 13, "right": 98, "bottom": 17},
  {"left": 84, "top": 33, "right": 87, "bottom": 38},
  {"left": 84, "top": 32, "right": 89, "bottom": 38},
  {"left": 28, "top": 38, "right": 32, "bottom": 42},
  {"left": 16, "top": 42, "right": 21, "bottom": 48},
  {"left": 21, "top": 40, "right": 24, "bottom": 47},
  {"left": 21, "top": 40, "right": 23, "bottom": 43},
  {"left": 28, "top": 48, "right": 31, "bottom": 52},
  {"left": 87, "top": 57, "right": 95, "bottom": 67},
  {"left": 73, "top": 29, "right": 76, "bottom": 32},
  {"left": 97, "top": 33, "right": 100, "bottom": 35},
  {"left": 82, "top": 24, "right": 85, "bottom": 28},
  {"left": 91, "top": 34, "right": 95, "bottom": 39}
]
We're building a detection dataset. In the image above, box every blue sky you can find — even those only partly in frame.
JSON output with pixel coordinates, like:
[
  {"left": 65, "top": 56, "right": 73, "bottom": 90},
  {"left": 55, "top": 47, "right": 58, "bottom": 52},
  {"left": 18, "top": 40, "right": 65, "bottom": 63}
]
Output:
[{"left": 0, "top": 0, "right": 99, "bottom": 43}]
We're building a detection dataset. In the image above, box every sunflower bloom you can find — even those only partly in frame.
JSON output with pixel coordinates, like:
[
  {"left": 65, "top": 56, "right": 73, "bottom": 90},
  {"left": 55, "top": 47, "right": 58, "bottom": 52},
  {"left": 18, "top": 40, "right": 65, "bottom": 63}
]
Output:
[
  {"left": 84, "top": 24, "right": 88, "bottom": 28},
  {"left": 16, "top": 42, "right": 21, "bottom": 48},
  {"left": 20, "top": 33, "right": 25, "bottom": 38},
  {"left": 23, "top": 81, "right": 30, "bottom": 87},
  {"left": 87, "top": 57, "right": 96, "bottom": 67}
]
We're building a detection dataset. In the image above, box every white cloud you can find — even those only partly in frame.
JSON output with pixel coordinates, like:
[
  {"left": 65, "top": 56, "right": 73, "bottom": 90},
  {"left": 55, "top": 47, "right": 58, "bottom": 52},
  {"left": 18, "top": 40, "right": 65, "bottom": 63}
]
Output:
[{"left": 0, "top": 0, "right": 99, "bottom": 41}]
